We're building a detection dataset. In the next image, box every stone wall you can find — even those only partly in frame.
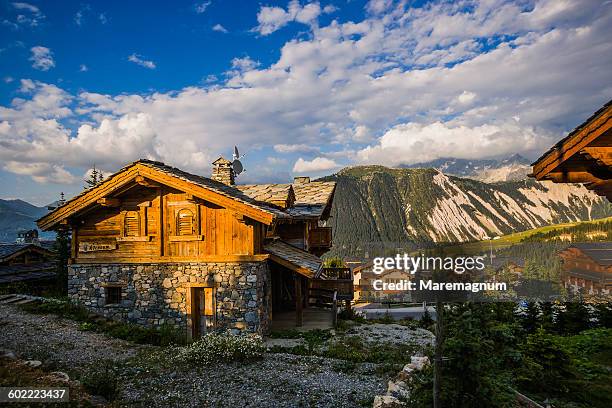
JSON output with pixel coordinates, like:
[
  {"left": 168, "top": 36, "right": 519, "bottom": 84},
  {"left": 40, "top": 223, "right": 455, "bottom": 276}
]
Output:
[{"left": 68, "top": 261, "right": 272, "bottom": 335}]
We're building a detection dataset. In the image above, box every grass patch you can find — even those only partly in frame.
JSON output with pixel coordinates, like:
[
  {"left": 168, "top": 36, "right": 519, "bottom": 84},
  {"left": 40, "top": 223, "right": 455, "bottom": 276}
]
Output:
[{"left": 19, "top": 300, "right": 188, "bottom": 346}]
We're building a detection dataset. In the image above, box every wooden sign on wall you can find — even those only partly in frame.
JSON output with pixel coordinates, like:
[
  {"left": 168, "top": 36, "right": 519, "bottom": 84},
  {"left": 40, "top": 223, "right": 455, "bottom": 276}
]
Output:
[{"left": 79, "top": 242, "right": 118, "bottom": 252}]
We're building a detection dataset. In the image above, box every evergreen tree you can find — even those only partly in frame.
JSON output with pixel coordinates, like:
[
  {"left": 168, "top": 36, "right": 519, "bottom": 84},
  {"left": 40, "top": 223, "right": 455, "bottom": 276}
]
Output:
[
  {"left": 53, "top": 192, "right": 71, "bottom": 296},
  {"left": 84, "top": 165, "right": 104, "bottom": 189},
  {"left": 522, "top": 301, "right": 540, "bottom": 333}
]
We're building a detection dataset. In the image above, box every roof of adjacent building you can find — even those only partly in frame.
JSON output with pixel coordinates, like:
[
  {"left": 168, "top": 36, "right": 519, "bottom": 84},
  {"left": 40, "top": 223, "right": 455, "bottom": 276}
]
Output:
[
  {"left": 532, "top": 99, "right": 612, "bottom": 166},
  {"left": 238, "top": 180, "right": 336, "bottom": 219},
  {"left": 565, "top": 242, "right": 612, "bottom": 266},
  {"left": 0, "top": 243, "right": 54, "bottom": 262},
  {"left": 38, "top": 159, "right": 336, "bottom": 230},
  {"left": 565, "top": 268, "right": 612, "bottom": 284},
  {"left": 0, "top": 262, "right": 56, "bottom": 284},
  {"left": 264, "top": 239, "right": 323, "bottom": 278},
  {"left": 236, "top": 184, "right": 295, "bottom": 204}
]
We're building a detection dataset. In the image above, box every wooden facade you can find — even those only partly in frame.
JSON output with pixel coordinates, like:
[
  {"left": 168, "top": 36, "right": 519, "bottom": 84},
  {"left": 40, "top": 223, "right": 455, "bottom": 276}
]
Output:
[{"left": 37, "top": 159, "right": 347, "bottom": 335}]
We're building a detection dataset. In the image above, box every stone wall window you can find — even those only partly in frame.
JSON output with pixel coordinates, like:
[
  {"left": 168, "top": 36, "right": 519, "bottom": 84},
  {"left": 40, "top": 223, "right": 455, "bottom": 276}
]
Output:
[
  {"left": 105, "top": 286, "right": 121, "bottom": 305},
  {"left": 124, "top": 211, "right": 140, "bottom": 237},
  {"left": 177, "top": 208, "right": 195, "bottom": 235}
]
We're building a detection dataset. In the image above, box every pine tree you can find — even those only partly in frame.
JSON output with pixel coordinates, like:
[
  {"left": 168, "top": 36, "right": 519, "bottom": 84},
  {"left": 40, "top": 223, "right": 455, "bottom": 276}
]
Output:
[
  {"left": 53, "top": 192, "right": 71, "bottom": 295},
  {"left": 522, "top": 301, "right": 540, "bottom": 333},
  {"left": 84, "top": 165, "right": 104, "bottom": 189}
]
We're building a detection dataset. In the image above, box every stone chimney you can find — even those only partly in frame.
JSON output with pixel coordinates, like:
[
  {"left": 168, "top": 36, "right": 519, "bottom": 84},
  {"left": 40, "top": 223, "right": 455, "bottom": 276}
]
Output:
[
  {"left": 293, "top": 176, "right": 310, "bottom": 184},
  {"left": 211, "top": 156, "right": 235, "bottom": 185}
]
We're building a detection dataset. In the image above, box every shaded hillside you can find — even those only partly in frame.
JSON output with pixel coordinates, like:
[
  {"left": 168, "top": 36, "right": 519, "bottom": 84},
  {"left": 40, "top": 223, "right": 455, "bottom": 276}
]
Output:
[
  {"left": 0, "top": 199, "right": 49, "bottom": 242},
  {"left": 321, "top": 166, "right": 612, "bottom": 257}
]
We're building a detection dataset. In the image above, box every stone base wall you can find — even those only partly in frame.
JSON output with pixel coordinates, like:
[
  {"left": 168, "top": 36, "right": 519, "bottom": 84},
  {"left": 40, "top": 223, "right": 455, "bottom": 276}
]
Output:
[{"left": 68, "top": 261, "right": 272, "bottom": 335}]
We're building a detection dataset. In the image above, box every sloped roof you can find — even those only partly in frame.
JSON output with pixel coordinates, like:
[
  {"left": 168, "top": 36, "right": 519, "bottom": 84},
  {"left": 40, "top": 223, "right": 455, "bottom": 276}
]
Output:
[
  {"left": 264, "top": 239, "right": 322, "bottom": 278},
  {"left": 237, "top": 180, "right": 336, "bottom": 219},
  {"left": 236, "top": 184, "right": 294, "bottom": 205},
  {"left": 38, "top": 160, "right": 290, "bottom": 230},
  {"left": 0, "top": 262, "right": 56, "bottom": 284},
  {"left": 567, "top": 242, "right": 612, "bottom": 266},
  {"left": 0, "top": 243, "right": 54, "bottom": 262}
]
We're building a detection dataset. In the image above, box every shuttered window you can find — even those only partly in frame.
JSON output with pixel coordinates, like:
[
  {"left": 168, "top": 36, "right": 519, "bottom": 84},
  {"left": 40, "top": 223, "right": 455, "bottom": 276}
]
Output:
[
  {"left": 177, "top": 209, "right": 195, "bottom": 235},
  {"left": 124, "top": 211, "right": 140, "bottom": 237}
]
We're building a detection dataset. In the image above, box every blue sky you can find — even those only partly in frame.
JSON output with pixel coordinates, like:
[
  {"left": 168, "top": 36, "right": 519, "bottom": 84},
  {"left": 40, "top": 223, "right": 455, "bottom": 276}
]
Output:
[{"left": 1, "top": 0, "right": 611, "bottom": 205}]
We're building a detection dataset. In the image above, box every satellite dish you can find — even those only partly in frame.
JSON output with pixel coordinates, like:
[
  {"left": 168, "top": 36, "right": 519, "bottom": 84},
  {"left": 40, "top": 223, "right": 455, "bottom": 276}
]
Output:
[{"left": 232, "top": 159, "right": 244, "bottom": 175}]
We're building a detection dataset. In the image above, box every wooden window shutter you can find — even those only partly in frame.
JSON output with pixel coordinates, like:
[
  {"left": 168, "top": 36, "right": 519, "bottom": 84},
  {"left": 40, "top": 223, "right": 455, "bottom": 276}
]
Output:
[
  {"left": 177, "top": 209, "right": 195, "bottom": 235},
  {"left": 124, "top": 211, "right": 140, "bottom": 237}
]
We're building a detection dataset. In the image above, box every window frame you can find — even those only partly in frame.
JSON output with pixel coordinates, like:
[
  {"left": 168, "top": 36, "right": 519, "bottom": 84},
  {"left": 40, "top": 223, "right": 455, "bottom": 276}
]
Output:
[{"left": 105, "top": 285, "right": 122, "bottom": 305}]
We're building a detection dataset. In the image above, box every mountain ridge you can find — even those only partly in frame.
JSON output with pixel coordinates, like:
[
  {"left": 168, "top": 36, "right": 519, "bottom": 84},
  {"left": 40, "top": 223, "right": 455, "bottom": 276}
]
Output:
[{"left": 321, "top": 165, "right": 612, "bottom": 257}]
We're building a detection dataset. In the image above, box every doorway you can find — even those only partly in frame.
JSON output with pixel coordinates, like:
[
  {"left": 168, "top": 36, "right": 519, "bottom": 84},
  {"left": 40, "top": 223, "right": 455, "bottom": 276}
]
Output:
[{"left": 189, "top": 286, "right": 215, "bottom": 339}]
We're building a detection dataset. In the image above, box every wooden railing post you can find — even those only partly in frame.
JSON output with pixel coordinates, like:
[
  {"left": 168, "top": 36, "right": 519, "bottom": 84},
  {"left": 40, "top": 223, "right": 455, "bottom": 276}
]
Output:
[{"left": 295, "top": 273, "right": 303, "bottom": 327}]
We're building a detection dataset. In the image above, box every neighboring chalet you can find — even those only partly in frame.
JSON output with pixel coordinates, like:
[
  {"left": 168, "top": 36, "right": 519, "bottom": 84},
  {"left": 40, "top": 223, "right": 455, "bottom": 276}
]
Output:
[
  {"left": 531, "top": 100, "right": 612, "bottom": 200},
  {"left": 0, "top": 243, "right": 56, "bottom": 292},
  {"left": 353, "top": 262, "right": 413, "bottom": 303},
  {"left": 559, "top": 243, "right": 612, "bottom": 296},
  {"left": 37, "top": 158, "right": 352, "bottom": 338}
]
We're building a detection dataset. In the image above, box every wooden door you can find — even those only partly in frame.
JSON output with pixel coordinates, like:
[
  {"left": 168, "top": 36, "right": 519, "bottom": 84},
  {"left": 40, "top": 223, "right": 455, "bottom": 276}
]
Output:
[{"left": 190, "top": 287, "right": 215, "bottom": 339}]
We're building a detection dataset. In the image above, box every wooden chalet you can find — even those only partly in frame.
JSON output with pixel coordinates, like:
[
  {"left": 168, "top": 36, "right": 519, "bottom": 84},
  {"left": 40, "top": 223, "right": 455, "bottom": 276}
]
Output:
[
  {"left": 559, "top": 243, "right": 612, "bottom": 296},
  {"left": 37, "top": 158, "right": 352, "bottom": 338},
  {"left": 531, "top": 100, "right": 612, "bottom": 200},
  {"left": 0, "top": 243, "right": 56, "bottom": 292}
]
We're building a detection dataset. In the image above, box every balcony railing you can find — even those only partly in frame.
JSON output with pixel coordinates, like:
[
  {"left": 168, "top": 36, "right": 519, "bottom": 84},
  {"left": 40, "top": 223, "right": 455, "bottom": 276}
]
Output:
[
  {"left": 308, "top": 227, "right": 332, "bottom": 249},
  {"left": 312, "top": 267, "right": 353, "bottom": 300}
]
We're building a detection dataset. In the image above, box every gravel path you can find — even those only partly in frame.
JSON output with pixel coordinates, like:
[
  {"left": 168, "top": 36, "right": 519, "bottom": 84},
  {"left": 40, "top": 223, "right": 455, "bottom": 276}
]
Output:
[{"left": 0, "top": 304, "right": 386, "bottom": 407}]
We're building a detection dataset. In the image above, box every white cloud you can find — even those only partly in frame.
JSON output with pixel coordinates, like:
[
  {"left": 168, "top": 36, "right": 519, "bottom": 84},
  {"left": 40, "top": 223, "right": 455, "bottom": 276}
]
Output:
[
  {"left": 99, "top": 13, "right": 108, "bottom": 24},
  {"left": 1, "top": 0, "right": 611, "bottom": 188},
  {"left": 365, "top": 0, "right": 393, "bottom": 15},
  {"left": 212, "top": 23, "right": 228, "bottom": 33},
  {"left": 194, "top": 1, "right": 211, "bottom": 14},
  {"left": 3, "top": 76, "right": 14, "bottom": 83},
  {"left": 293, "top": 157, "right": 340, "bottom": 173},
  {"left": 79, "top": 64, "right": 88, "bottom": 72},
  {"left": 254, "top": 0, "right": 324, "bottom": 35},
  {"left": 7, "top": 2, "right": 44, "bottom": 27},
  {"left": 29, "top": 46, "right": 55, "bottom": 71},
  {"left": 274, "top": 144, "right": 320, "bottom": 154},
  {"left": 3, "top": 161, "right": 76, "bottom": 184},
  {"left": 356, "top": 121, "right": 555, "bottom": 166},
  {"left": 128, "top": 54, "right": 156, "bottom": 69}
]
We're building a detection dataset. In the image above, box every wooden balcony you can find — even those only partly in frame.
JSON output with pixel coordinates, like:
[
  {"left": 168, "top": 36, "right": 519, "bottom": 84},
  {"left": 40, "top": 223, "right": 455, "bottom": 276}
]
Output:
[
  {"left": 308, "top": 227, "right": 332, "bottom": 249},
  {"left": 311, "top": 267, "right": 353, "bottom": 301}
]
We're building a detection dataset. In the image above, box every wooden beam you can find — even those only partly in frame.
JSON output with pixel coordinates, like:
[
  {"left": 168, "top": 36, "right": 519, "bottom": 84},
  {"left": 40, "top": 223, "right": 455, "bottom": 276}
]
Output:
[
  {"left": 73, "top": 254, "right": 270, "bottom": 264},
  {"left": 96, "top": 198, "right": 121, "bottom": 207},
  {"left": 295, "top": 273, "right": 303, "bottom": 327},
  {"left": 544, "top": 171, "right": 604, "bottom": 184},
  {"left": 135, "top": 175, "right": 161, "bottom": 188},
  {"left": 580, "top": 147, "right": 612, "bottom": 166}
]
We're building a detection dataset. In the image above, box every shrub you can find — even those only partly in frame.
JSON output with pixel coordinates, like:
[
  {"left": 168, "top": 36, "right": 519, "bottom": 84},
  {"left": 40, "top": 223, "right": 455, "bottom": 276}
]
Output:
[
  {"left": 81, "top": 361, "right": 119, "bottom": 401},
  {"left": 177, "top": 332, "right": 264, "bottom": 365}
]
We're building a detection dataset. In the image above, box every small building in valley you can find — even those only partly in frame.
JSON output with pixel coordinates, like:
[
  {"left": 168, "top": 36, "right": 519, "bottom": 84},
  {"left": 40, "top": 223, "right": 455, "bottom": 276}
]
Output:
[
  {"left": 559, "top": 243, "right": 612, "bottom": 296},
  {"left": 0, "top": 243, "right": 56, "bottom": 292},
  {"left": 37, "top": 158, "right": 352, "bottom": 338},
  {"left": 353, "top": 262, "right": 414, "bottom": 303}
]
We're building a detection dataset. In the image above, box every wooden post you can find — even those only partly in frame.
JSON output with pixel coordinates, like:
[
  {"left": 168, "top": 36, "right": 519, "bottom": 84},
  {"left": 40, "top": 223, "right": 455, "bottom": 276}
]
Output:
[{"left": 295, "top": 273, "right": 303, "bottom": 327}]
